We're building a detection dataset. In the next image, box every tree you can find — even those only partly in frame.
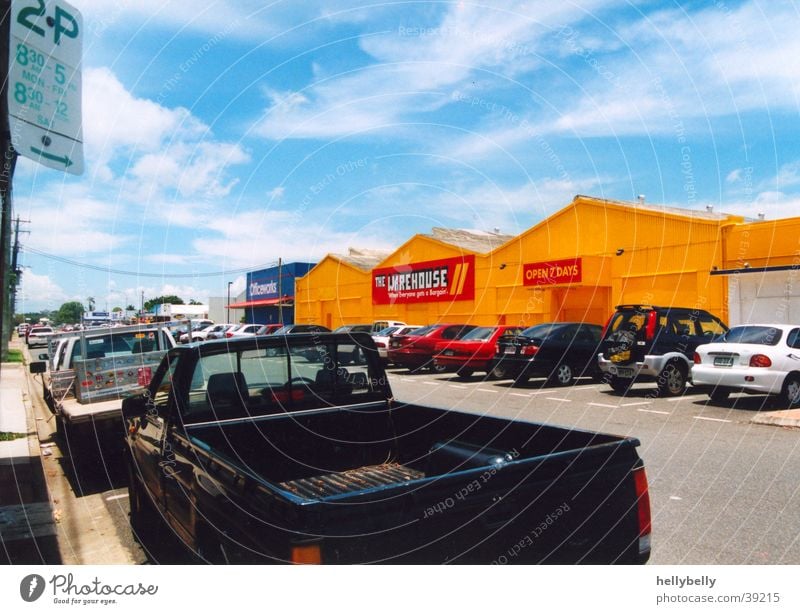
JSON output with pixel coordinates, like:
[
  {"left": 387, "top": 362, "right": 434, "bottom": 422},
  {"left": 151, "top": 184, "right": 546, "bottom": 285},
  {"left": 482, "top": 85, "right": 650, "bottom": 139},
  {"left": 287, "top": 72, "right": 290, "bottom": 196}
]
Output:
[
  {"left": 126, "top": 304, "right": 136, "bottom": 311},
  {"left": 188, "top": 299, "right": 202, "bottom": 305},
  {"left": 143, "top": 295, "right": 185, "bottom": 311},
  {"left": 55, "top": 301, "right": 85, "bottom": 325}
]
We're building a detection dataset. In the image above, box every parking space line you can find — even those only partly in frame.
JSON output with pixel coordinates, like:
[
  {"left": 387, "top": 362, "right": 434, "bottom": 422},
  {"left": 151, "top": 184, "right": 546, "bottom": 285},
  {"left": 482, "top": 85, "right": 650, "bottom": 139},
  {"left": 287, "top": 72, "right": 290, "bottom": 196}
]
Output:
[
  {"left": 448, "top": 385, "right": 467, "bottom": 389},
  {"left": 546, "top": 397, "right": 572, "bottom": 402},
  {"left": 476, "top": 388, "right": 498, "bottom": 394},
  {"left": 693, "top": 416, "right": 732, "bottom": 423},
  {"left": 621, "top": 401, "right": 652, "bottom": 407},
  {"left": 637, "top": 409, "right": 670, "bottom": 415},
  {"left": 509, "top": 392, "right": 530, "bottom": 398},
  {"left": 105, "top": 493, "right": 129, "bottom": 501},
  {"left": 667, "top": 397, "right": 687, "bottom": 402},
  {"left": 588, "top": 402, "right": 617, "bottom": 408},
  {"left": 422, "top": 381, "right": 439, "bottom": 386}
]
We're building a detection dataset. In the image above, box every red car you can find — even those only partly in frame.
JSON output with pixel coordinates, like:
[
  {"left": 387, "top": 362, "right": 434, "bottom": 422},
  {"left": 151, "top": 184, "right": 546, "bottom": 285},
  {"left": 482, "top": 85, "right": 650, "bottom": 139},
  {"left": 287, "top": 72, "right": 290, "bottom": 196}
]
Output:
[
  {"left": 387, "top": 324, "right": 477, "bottom": 373},
  {"left": 433, "top": 325, "right": 524, "bottom": 379}
]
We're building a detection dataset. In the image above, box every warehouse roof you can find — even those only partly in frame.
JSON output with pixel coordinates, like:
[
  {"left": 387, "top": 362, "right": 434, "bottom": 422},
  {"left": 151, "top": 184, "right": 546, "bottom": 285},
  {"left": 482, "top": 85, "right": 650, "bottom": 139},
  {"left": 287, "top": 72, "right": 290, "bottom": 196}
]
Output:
[
  {"left": 425, "top": 227, "right": 514, "bottom": 253},
  {"left": 574, "top": 195, "right": 742, "bottom": 222},
  {"left": 332, "top": 248, "right": 393, "bottom": 271}
]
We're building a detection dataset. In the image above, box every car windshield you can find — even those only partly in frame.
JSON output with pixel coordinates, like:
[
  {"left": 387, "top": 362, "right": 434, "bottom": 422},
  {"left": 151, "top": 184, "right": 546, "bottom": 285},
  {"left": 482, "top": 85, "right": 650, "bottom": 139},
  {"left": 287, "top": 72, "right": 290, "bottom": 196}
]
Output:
[
  {"left": 520, "top": 323, "right": 561, "bottom": 339},
  {"left": 375, "top": 326, "right": 399, "bottom": 336},
  {"left": 407, "top": 325, "right": 437, "bottom": 336},
  {"left": 460, "top": 326, "right": 495, "bottom": 341},
  {"left": 722, "top": 326, "right": 783, "bottom": 345}
]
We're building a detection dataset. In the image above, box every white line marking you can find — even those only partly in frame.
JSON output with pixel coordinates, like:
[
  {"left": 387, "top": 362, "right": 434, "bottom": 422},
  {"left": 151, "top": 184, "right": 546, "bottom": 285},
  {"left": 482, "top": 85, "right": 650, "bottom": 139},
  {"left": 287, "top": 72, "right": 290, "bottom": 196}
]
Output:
[
  {"left": 637, "top": 409, "right": 670, "bottom": 415},
  {"left": 667, "top": 397, "right": 687, "bottom": 402},
  {"left": 105, "top": 493, "right": 129, "bottom": 501},
  {"left": 422, "top": 381, "right": 439, "bottom": 386},
  {"left": 669, "top": 496, "right": 683, "bottom": 501},
  {"left": 693, "top": 416, "right": 732, "bottom": 423},
  {"left": 509, "top": 392, "right": 530, "bottom": 398},
  {"left": 588, "top": 402, "right": 617, "bottom": 408},
  {"left": 476, "top": 388, "right": 498, "bottom": 394},
  {"left": 546, "top": 397, "right": 573, "bottom": 402},
  {"left": 448, "top": 385, "right": 467, "bottom": 389},
  {"left": 621, "top": 401, "right": 652, "bottom": 407}
]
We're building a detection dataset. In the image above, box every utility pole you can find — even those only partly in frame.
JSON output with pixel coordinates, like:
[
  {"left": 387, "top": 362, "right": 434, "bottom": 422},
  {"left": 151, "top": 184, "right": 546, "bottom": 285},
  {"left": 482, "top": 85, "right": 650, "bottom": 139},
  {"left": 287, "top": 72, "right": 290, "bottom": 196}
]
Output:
[
  {"left": 10, "top": 215, "right": 29, "bottom": 324},
  {"left": 277, "top": 258, "right": 283, "bottom": 324},
  {"left": 1, "top": 1, "right": 19, "bottom": 363}
]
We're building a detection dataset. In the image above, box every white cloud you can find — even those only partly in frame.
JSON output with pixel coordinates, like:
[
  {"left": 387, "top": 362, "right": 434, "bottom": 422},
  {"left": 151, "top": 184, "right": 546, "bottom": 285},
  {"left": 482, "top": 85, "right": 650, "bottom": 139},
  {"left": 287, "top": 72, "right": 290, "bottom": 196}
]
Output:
[
  {"left": 254, "top": 1, "right": 615, "bottom": 141},
  {"left": 17, "top": 272, "right": 69, "bottom": 311}
]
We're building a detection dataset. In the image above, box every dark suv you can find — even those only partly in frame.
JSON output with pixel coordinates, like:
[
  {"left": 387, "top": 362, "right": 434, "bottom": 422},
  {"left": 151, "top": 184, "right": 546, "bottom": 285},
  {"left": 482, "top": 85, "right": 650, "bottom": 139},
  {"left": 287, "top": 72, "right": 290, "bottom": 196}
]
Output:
[{"left": 597, "top": 305, "right": 728, "bottom": 396}]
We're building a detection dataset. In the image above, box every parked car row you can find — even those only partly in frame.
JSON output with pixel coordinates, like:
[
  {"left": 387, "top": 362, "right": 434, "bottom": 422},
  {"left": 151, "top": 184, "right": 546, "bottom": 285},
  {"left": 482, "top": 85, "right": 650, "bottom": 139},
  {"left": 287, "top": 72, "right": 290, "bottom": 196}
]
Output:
[{"left": 380, "top": 304, "right": 800, "bottom": 408}]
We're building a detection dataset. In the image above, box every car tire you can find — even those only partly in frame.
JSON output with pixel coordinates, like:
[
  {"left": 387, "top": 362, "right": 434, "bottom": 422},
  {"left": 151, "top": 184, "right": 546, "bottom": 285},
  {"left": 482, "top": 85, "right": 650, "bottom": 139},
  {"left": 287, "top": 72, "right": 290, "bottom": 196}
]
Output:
[
  {"left": 489, "top": 363, "right": 511, "bottom": 380},
  {"left": 779, "top": 373, "right": 800, "bottom": 409},
  {"left": 549, "top": 363, "right": 574, "bottom": 386},
  {"left": 456, "top": 368, "right": 474, "bottom": 380},
  {"left": 431, "top": 362, "right": 448, "bottom": 374},
  {"left": 609, "top": 376, "right": 630, "bottom": 394},
  {"left": 657, "top": 362, "right": 687, "bottom": 397}
]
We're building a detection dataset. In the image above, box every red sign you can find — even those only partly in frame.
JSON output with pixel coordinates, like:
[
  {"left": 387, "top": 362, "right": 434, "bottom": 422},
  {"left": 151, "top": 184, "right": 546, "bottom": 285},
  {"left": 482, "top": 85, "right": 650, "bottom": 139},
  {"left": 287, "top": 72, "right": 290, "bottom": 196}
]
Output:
[
  {"left": 524, "top": 258, "right": 582, "bottom": 286},
  {"left": 373, "top": 255, "right": 475, "bottom": 304}
]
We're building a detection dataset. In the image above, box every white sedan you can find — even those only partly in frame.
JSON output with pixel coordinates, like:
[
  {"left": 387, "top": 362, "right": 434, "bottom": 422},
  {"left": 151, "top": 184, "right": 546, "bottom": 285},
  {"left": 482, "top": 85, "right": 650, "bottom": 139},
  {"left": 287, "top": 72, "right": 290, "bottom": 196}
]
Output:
[{"left": 691, "top": 324, "right": 800, "bottom": 407}]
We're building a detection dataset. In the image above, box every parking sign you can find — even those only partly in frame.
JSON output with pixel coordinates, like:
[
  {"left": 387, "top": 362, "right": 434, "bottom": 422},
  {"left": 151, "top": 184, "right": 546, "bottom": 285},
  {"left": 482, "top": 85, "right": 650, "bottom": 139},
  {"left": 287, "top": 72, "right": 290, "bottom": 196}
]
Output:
[{"left": 7, "top": 0, "right": 83, "bottom": 174}]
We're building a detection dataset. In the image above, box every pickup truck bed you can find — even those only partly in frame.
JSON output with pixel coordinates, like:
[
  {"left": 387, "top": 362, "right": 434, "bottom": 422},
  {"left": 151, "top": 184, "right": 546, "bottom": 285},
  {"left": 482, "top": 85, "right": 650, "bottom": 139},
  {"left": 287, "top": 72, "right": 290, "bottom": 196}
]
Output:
[{"left": 175, "top": 402, "right": 647, "bottom": 563}]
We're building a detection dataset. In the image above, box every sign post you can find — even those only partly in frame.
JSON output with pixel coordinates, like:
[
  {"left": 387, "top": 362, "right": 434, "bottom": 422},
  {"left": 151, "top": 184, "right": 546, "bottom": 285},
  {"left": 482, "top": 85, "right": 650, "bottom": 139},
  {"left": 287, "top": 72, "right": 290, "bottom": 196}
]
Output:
[{"left": 0, "top": 0, "right": 83, "bottom": 362}]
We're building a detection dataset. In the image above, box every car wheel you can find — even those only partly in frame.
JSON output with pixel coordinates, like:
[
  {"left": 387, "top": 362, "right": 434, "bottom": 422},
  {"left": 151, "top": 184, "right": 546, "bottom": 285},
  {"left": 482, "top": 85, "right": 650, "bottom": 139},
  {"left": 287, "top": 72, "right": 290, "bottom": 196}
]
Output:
[
  {"left": 456, "top": 368, "right": 474, "bottom": 380},
  {"left": 550, "top": 363, "right": 574, "bottom": 386},
  {"left": 609, "top": 376, "right": 630, "bottom": 394},
  {"left": 489, "top": 363, "right": 510, "bottom": 380},
  {"left": 780, "top": 374, "right": 800, "bottom": 408},
  {"left": 709, "top": 388, "right": 730, "bottom": 402},
  {"left": 657, "top": 362, "right": 687, "bottom": 397},
  {"left": 431, "top": 362, "right": 448, "bottom": 374}
]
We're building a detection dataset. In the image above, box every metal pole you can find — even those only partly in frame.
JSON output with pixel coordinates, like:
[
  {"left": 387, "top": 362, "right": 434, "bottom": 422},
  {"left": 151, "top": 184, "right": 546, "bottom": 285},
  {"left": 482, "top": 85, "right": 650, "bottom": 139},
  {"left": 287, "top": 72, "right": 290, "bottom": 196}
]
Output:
[
  {"left": 277, "top": 258, "right": 283, "bottom": 324},
  {"left": 0, "top": 1, "right": 18, "bottom": 362},
  {"left": 227, "top": 281, "right": 232, "bottom": 323}
]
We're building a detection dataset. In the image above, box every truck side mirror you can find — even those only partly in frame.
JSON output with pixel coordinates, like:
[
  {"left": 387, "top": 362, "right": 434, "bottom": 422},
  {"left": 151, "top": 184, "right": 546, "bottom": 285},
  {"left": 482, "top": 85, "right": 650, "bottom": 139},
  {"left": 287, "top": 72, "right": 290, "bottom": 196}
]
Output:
[
  {"left": 121, "top": 394, "right": 149, "bottom": 420},
  {"left": 29, "top": 361, "right": 47, "bottom": 375},
  {"left": 38, "top": 353, "right": 49, "bottom": 360}
]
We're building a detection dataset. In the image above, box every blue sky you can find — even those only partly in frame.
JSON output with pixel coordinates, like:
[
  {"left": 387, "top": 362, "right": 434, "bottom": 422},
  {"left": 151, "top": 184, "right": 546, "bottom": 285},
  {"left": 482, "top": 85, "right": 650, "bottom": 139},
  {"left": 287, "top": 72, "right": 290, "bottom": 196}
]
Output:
[{"left": 15, "top": 0, "right": 800, "bottom": 313}]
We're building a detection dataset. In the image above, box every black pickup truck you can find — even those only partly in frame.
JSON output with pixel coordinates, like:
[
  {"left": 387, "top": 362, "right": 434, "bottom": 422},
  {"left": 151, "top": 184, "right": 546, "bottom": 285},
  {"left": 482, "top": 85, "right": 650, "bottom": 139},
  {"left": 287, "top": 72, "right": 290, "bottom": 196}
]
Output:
[{"left": 122, "top": 332, "right": 651, "bottom": 564}]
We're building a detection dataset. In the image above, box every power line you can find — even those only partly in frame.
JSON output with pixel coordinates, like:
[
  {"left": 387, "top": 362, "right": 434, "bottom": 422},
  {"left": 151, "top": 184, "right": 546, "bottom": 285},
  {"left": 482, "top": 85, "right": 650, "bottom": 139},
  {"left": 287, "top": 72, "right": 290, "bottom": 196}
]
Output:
[{"left": 20, "top": 246, "right": 274, "bottom": 278}]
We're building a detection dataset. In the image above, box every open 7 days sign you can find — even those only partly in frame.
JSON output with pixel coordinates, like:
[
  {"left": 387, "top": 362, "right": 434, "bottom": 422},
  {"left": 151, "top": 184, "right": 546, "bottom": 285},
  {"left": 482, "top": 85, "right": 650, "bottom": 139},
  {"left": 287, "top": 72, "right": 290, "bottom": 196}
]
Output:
[{"left": 7, "top": 0, "right": 83, "bottom": 174}]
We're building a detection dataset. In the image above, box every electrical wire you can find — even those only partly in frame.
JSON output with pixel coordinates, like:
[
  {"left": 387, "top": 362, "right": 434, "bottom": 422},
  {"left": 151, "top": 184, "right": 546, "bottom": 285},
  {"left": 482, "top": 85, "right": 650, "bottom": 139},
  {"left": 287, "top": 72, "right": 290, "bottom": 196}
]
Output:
[{"left": 20, "top": 246, "right": 275, "bottom": 278}]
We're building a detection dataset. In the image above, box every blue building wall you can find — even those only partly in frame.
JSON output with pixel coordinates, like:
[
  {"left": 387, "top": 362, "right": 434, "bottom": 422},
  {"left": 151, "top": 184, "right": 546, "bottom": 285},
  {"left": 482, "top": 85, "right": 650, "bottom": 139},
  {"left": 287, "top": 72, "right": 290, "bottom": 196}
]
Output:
[{"left": 244, "top": 262, "right": 315, "bottom": 324}]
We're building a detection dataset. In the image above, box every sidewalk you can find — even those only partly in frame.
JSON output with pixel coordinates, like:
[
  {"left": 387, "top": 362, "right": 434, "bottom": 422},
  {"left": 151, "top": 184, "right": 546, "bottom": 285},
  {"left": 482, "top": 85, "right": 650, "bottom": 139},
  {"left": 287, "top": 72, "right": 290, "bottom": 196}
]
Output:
[{"left": 0, "top": 345, "right": 61, "bottom": 564}]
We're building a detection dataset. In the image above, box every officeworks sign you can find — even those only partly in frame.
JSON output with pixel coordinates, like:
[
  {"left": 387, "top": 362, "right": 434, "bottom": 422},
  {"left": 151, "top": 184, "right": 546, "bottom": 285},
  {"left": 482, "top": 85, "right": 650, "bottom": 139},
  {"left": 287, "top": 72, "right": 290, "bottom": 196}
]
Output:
[{"left": 372, "top": 255, "right": 475, "bottom": 305}]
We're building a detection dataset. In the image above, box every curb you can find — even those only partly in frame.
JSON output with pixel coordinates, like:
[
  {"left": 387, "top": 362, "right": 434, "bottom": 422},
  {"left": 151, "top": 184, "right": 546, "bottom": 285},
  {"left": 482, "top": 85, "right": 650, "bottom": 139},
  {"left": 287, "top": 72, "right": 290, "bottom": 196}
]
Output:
[{"left": 750, "top": 408, "right": 800, "bottom": 429}]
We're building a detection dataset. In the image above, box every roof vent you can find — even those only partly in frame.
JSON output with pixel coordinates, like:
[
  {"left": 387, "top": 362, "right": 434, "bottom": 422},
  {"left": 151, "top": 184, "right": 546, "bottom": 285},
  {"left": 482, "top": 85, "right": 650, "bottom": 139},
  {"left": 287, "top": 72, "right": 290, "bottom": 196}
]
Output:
[
  {"left": 758, "top": 211, "right": 765, "bottom": 220},
  {"left": 637, "top": 194, "right": 645, "bottom": 205},
  {"left": 706, "top": 204, "right": 714, "bottom": 212}
]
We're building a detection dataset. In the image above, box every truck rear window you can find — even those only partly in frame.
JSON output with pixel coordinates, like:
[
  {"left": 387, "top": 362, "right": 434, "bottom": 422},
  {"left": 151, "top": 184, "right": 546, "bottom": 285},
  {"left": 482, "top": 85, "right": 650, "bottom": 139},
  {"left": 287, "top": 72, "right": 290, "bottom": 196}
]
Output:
[{"left": 183, "top": 341, "right": 385, "bottom": 423}]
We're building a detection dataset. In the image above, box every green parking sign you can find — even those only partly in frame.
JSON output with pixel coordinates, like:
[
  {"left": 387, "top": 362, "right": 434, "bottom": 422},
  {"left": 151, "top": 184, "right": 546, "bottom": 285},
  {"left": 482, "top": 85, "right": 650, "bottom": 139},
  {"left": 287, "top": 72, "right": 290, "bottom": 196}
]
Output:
[{"left": 7, "top": 0, "right": 83, "bottom": 174}]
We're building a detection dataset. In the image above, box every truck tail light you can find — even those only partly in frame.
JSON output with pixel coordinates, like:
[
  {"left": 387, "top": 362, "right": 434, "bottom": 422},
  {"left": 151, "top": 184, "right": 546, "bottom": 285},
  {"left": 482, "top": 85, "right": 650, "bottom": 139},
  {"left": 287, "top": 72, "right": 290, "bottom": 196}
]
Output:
[
  {"left": 633, "top": 466, "right": 651, "bottom": 555},
  {"left": 290, "top": 543, "right": 321, "bottom": 564},
  {"left": 749, "top": 354, "right": 772, "bottom": 367},
  {"left": 225, "top": 332, "right": 234, "bottom": 338},
  {"left": 645, "top": 311, "right": 657, "bottom": 342},
  {"left": 693, "top": 352, "right": 701, "bottom": 364},
  {"left": 520, "top": 345, "right": 539, "bottom": 356},
  {"left": 375, "top": 341, "right": 386, "bottom": 348}
]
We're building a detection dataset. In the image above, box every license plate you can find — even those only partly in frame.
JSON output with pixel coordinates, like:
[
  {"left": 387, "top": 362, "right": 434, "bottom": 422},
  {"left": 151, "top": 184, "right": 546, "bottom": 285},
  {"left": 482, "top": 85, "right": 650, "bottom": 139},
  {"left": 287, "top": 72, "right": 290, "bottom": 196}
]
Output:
[
  {"left": 612, "top": 367, "right": 634, "bottom": 377},
  {"left": 714, "top": 356, "right": 734, "bottom": 367},
  {"left": 504, "top": 346, "right": 516, "bottom": 355},
  {"left": 443, "top": 350, "right": 454, "bottom": 356}
]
